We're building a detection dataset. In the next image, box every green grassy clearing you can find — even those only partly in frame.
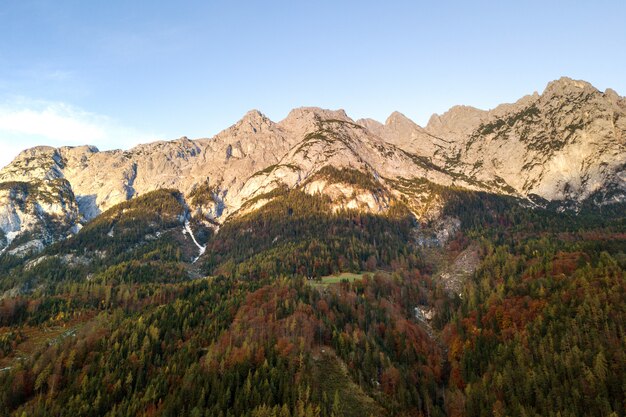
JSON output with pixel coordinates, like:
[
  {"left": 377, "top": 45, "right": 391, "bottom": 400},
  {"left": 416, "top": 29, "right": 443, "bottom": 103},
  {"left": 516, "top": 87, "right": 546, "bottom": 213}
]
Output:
[{"left": 310, "top": 272, "right": 366, "bottom": 287}]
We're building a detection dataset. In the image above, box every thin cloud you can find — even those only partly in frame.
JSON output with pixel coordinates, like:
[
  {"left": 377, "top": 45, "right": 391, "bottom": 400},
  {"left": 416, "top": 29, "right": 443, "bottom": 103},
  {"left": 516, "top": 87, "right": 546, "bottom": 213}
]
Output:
[
  {"left": 0, "top": 103, "right": 106, "bottom": 142},
  {"left": 0, "top": 99, "right": 161, "bottom": 169}
]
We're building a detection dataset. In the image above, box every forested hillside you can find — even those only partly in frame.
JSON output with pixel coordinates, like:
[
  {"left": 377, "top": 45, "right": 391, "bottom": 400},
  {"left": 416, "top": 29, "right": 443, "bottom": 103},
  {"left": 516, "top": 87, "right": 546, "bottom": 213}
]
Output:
[{"left": 0, "top": 183, "right": 624, "bottom": 416}]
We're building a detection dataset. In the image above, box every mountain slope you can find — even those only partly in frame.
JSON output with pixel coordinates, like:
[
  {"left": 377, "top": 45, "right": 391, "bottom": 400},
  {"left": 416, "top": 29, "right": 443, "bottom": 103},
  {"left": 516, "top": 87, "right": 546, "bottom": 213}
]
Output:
[
  {"left": 0, "top": 176, "right": 623, "bottom": 417},
  {"left": 376, "top": 77, "right": 626, "bottom": 203},
  {"left": 0, "top": 85, "right": 624, "bottom": 415},
  {"left": 0, "top": 77, "right": 624, "bottom": 257}
]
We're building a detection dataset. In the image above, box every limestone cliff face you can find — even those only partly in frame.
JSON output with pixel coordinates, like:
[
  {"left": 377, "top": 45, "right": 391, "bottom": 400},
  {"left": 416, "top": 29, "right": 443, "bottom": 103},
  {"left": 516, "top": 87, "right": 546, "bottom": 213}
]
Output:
[
  {"left": 454, "top": 78, "right": 625, "bottom": 203},
  {"left": 0, "top": 77, "right": 624, "bottom": 254},
  {"left": 373, "top": 77, "right": 626, "bottom": 202},
  {"left": 0, "top": 147, "right": 80, "bottom": 255}
]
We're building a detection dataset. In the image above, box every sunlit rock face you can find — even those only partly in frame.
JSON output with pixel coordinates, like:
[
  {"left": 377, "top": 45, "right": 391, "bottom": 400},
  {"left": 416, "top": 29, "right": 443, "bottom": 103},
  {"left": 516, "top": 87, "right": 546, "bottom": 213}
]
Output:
[{"left": 0, "top": 78, "right": 624, "bottom": 253}]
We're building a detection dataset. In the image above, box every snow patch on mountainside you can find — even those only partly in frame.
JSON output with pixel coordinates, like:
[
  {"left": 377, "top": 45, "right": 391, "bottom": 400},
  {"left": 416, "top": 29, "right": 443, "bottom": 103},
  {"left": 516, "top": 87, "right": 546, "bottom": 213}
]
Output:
[{"left": 183, "top": 220, "right": 206, "bottom": 263}]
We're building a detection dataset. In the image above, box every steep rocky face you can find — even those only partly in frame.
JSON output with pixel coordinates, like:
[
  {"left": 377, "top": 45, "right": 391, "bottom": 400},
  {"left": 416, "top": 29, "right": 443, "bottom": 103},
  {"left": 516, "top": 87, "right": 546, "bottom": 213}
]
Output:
[
  {"left": 365, "top": 77, "right": 626, "bottom": 202},
  {"left": 0, "top": 147, "right": 81, "bottom": 256},
  {"left": 450, "top": 78, "right": 626, "bottom": 202},
  {"left": 46, "top": 113, "right": 294, "bottom": 221},
  {"left": 0, "top": 77, "right": 624, "bottom": 254},
  {"left": 0, "top": 106, "right": 452, "bottom": 251}
]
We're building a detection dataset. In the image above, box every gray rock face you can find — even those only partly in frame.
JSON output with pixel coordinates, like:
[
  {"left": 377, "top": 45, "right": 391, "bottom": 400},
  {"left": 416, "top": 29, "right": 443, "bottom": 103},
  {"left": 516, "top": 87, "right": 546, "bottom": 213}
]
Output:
[{"left": 0, "top": 78, "right": 624, "bottom": 253}]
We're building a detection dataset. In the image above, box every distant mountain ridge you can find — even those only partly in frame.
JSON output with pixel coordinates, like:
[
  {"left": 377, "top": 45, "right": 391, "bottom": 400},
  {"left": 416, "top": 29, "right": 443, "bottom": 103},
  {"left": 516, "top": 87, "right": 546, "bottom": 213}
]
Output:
[{"left": 1, "top": 77, "right": 624, "bottom": 256}]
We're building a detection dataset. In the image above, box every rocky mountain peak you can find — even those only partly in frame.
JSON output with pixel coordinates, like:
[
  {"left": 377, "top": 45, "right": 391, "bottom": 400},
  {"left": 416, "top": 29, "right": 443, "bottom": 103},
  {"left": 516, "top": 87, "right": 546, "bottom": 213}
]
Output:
[
  {"left": 426, "top": 105, "right": 487, "bottom": 140},
  {"left": 282, "top": 107, "right": 351, "bottom": 123},
  {"left": 381, "top": 111, "right": 426, "bottom": 143},
  {"left": 230, "top": 109, "right": 274, "bottom": 135},
  {"left": 241, "top": 109, "right": 270, "bottom": 124},
  {"left": 604, "top": 88, "right": 621, "bottom": 101},
  {"left": 58, "top": 145, "right": 100, "bottom": 155},
  {"left": 542, "top": 76, "right": 596, "bottom": 96},
  {"left": 278, "top": 107, "right": 352, "bottom": 136},
  {"left": 13, "top": 145, "right": 59, "bottom": 161},
  {"left": 356, "top": 117, "right": 383, "bottom": 129},
  {"left": 385, "top": 111, "right": 418, "bottom": 128},
  {"left": 1, "top": 146, "right": 64, "bottom": 183},
  {"left": 291, "top": 107, "right": 350, "bottom": 121},
  {"left": 355, "top": 118, "right": 385, "bottom": 137}
]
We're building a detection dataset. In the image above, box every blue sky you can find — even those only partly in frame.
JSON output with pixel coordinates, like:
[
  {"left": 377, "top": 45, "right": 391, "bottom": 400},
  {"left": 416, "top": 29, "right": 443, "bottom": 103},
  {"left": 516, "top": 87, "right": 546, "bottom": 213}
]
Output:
[{"left": 1, "top": 0, "right": 625, "bottom": 168}]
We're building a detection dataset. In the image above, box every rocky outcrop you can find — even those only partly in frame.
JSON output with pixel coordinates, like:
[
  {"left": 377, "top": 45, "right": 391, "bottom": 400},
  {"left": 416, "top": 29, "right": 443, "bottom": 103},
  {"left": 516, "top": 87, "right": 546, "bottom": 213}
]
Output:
[
  {"left": 450, "top": 77, "right": 626, "bottom": 202},
  {"left": 365, "top": 77, "right": 626, "bottom": 202},
  {"left": 0, "top": 146, "right": 81, "bottom": 254}
]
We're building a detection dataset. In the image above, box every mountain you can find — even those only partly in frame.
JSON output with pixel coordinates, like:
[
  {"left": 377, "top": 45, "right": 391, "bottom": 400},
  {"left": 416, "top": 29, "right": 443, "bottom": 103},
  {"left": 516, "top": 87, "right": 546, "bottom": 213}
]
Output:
[
  {"left": 0, "top": 79, "right": 625, "bottom": 417},
  {"left": 364, "top": 77, "right": 626, "bottom": 203},
  {"left": 1, "top": 78, "right": 624, "bottom": 258}
]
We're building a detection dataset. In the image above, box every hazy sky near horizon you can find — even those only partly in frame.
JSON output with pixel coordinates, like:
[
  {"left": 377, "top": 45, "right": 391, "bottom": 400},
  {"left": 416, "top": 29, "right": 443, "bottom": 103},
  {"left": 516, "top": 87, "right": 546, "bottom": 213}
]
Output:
[{"left": 1, "top": 0, "right": 625, "bottom": 168}]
